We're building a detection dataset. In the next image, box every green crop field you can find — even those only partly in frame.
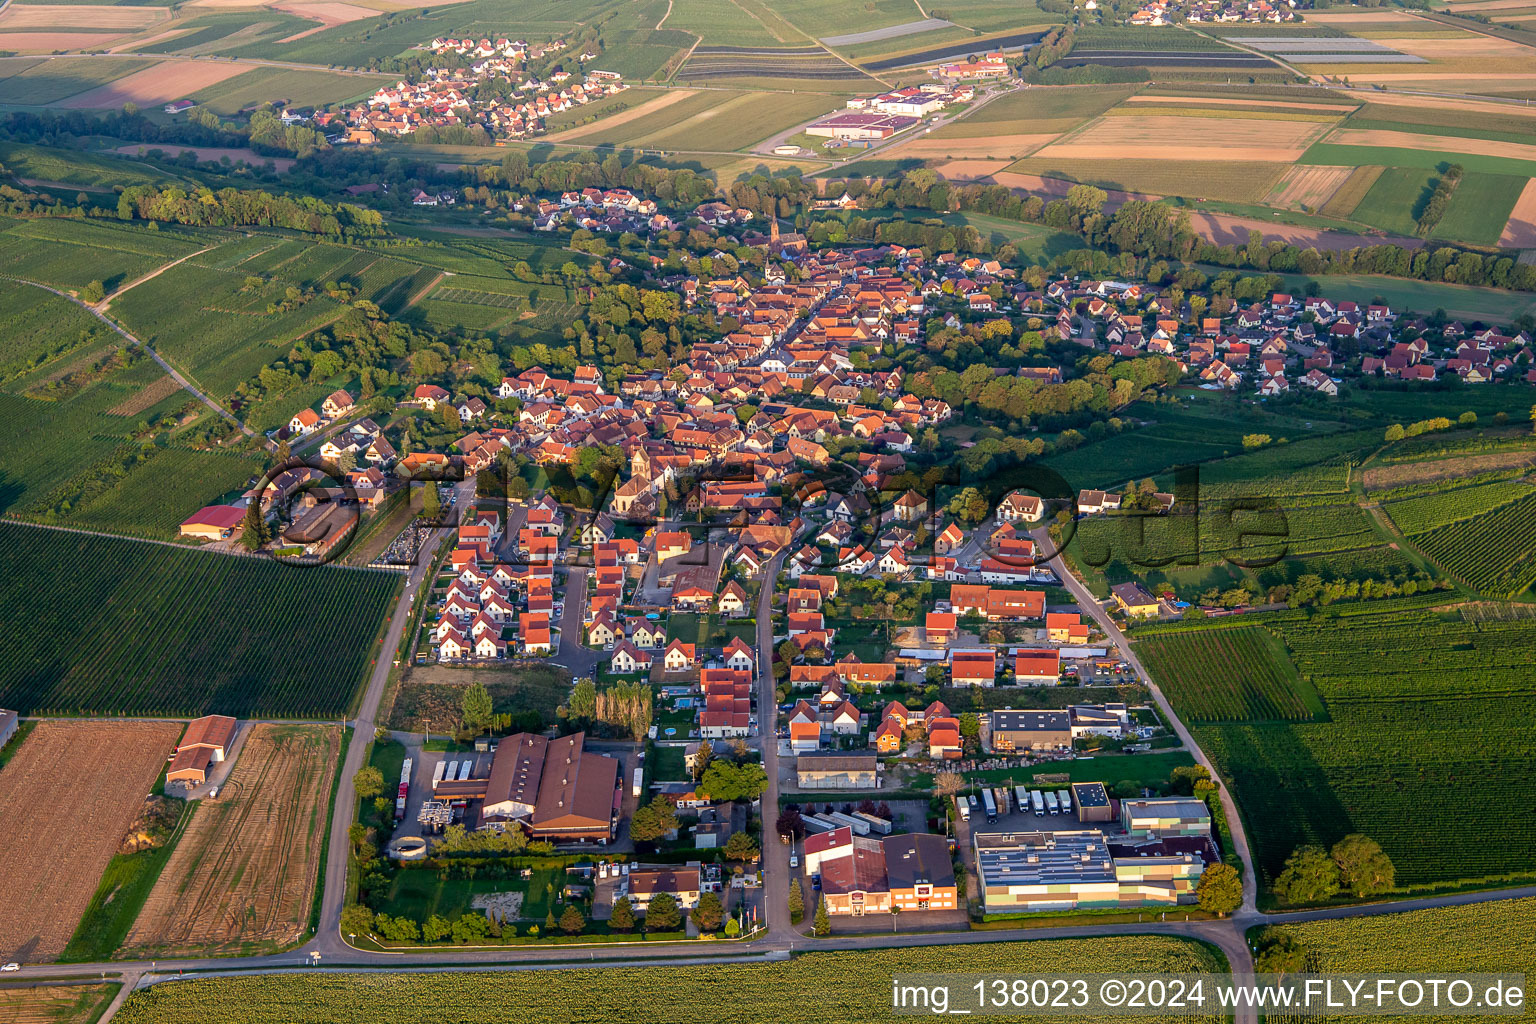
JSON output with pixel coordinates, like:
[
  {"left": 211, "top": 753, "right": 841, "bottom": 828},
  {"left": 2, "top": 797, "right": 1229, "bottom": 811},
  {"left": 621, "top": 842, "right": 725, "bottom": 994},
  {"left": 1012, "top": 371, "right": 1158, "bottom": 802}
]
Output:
[
  {"left": 1173, "top": 604, "right": 1536, "bottom": 891},
  {"left": 1433, "top": 172, "right": 1528, "bottom": 245},
  {"left": 770, "top": 0, "right": 917, "bottom": 38},
  {"left": 0, "top": 56, "right": 152, "bottom": 106},
  {"left": 1383, "top": 479, "right": 1536, "bottom": 535},
  {"left": 0, "top": 141, "right": 173, "bottom": 189},
  {"left": 110, "top": 937, "right": 1228, "bottom": 1024},
  {"left": 1262, "top": 271, "right": 1536, "bottom": 322},
  {"left": 111, "top": 263, "right": 347, "bottom": 399},
  {"left": 1348, "top": 165, "right": 1434, "bottom": 236},
  {"left": 1300, "top": 141, "right": 1536, "bottom": 180},
  {"left": 190, "top": 67, "right": 392, "bottom": 116},
  {"left": 662, "top": 0, "right": 794, "bottom": 46},
  {"left": 1410, "top": 493, "right": 1536, "bottom": 597},
  {"left": 0, "top": 278, "right": 103, "bottom": 381},
  {"left": 1263, "top": 898, "right": 1536, "bottom": 988},
  {"left": 0, "top": 217, "right": 206, "bottom": 293},
  {"left": 932, "top": 86, "right": 1139, "bottom": 138},
  {"left": 1136, "top": 626, "right": 1324, "bottom": 723},
  {"left": 0, "top": 522, "right": 401, "bottom": 717},
  {"left": 64, "top": 447, "right": 266, "bottom": 537}
]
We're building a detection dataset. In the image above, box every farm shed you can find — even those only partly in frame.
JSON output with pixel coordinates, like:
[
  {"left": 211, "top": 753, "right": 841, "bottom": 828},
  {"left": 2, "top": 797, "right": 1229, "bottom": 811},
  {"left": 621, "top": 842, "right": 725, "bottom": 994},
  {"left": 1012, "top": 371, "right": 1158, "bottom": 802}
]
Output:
[
  {"left": 166, "top": 714, "right": 238, "bottom": 785},
  {"left": 179, "top": 505, "right": 245, "bottom": 541}
]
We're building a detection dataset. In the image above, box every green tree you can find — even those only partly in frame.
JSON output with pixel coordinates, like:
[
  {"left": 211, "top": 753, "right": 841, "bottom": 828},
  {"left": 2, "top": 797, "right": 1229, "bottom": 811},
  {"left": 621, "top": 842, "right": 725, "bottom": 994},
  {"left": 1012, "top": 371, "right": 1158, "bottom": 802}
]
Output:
[
  {"left": 1330, "top": 834, "right": 1395, "bottom": 897},
  {"left": 240, "top": 503, "right": 271, "bottom": 550},
  {"left": 610, "top": 895, "right": 635, "bottom": 932},
  {"left": 699, "top": 761, "right": 768, "bottom": 802},
  {"left": 1253, "top": 927, "right": 1307, "bottom": 974},
  {"left": 353, "top": 765, "right": 384, "bottom": 799},
  {"left": 1385, "top": 423, "right": 1406, "bottom": 441},
  {"left": 559, "top": 904, "right": 586, "bottom": 934},
  {"left": 422, "top": 914, "right": 452, "bottom": 943},
  {"left": 339, "top": 904, "right": 374, "bottom": 937},
  {"left": 691, "top": 891, "right": 724, "bottom": 932},
  {"left": 1195, "top": 863, "right": 1242, "bottom": 916},
  {"left": 813, "top": 895, "right": 830, "bottom": 936},
  {"left": 788, "top": 878, "right": 805, "bottom": 924},
  {"left": 461, "top": 681, "right": 493, "bottom": 733},
  {"left": 452, "top": 913, "right": 490, "bottom": 943},
  {"left": 629, "top": 795, "right": 680, "bottom": 844},
  {"left": 723, "top": 830, "right": 760, "bottom": 862},
  {"left": 1274, "top": 844, "right": 1341, "bottom": 905},
  {"left": 690, "top": 739, "right": 714, "bottom": 781},
  {"left": 81, "top": 280, "right": 105, "bottom": 304},
  {"left": 645, "top": 892, "right": 681, "bottom": 931}
]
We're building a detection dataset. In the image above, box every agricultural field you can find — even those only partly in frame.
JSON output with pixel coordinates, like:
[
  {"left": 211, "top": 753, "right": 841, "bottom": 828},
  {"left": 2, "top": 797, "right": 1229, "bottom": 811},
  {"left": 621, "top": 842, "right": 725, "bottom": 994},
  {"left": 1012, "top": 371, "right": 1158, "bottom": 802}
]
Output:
[
  {"left": 548, "top": 87, "right": 844, "bottom": 151},
  {"left": 1409, "top": 492, "right": 1536, "bottom": 597},
  {"left": 188, "top": 66, "right": 393, "bottom": 116},
  {"left": 676, "top": 45, "right": 871, "bottom": 86},
  {"left": 0, "top": 55, "right": 153, "bottom": 106},
  {"left": 0, "top": 720, "right": 184, "bottom": 963},
  {"left": 111, "top": 936, "right": 1229, "bottom": 1024},
  {"left": 1382, "top": 478, "right": 1536, "bottom": 535},
  {"left": 0, "top": 216, "right": 206, "bottom": 293},
  {"left": 1183, "top": 604, "right": 1536, "bottom": 891},
  {"left": 1032, "top": 113, "right": 1333, "bottom": 164},
  {"left": 1136, "top": 626, "right": 1324, "bottom": 723},
  {"left": 121, "top": 724, "right": 340, "bottom": 958},
  {"left": 928, "top": 85, "right": 1138, "bottom": 140},
  {"left": 0, "top": 984, "right": 121, "bottom": 1024},
  {"left": 0, "top": 277, "right": 103, "bottom": 381},
  {"left": 1265, "top": 897, "right": 1536, "bottom": 991},
  {"left": 1005, "top": 156, "right": 1290, "bottom": 204},
  {"left": 0, "top": 140, "right": 173, "bottom": 190},
  {"left": 0, "top": 523, "right": 401, "bottom": 717}
]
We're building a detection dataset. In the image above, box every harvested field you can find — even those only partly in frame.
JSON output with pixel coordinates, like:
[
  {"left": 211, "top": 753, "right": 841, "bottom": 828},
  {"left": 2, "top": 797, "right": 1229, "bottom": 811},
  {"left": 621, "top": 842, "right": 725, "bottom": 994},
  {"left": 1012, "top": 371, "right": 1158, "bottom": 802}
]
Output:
[
  {"left": 891, "top": 133, "right": 1057, "bottom": 160},
  {"left": 0, "top": 984, "right": 120, "bottom": 1024},
  {"left": 1031, "top": 114, "right": 1330, "bottom": 162},
  {"left": 273, "top": 0, "right": 378, "bottom": 41},
  {"left": 1500, "top": 177, "right": 1536, "bottom": 247},
  {"left": 111, "top": 28, "right": 193, "bottom": 52},
  {"left": 1319, "top": 164, "right": 1384, "bottom": 219},
  {"left": 57, "top": 60, "right": 249, "bottom": 109},
  {"left": 0, "top": 720, "right": 183, "bottom": 964},
  {"left": 0, "top": 32, "right": 127, "bottom": 50},
  {"left": 989, "top": 170, "right": 1159, "bottom": 202},
  {"left": 545, "top": 88, "right": 696, "bottom": 142},
  {"left": 1268, "top": 164, "right": 1355, "bottom": 210},
  {"left": 1355, "top": 90, "right": 1536, "bottom": 120},
  {"left": 1009, "top": 156, "right": 1291, "bottom": 202},
  {"left": 1327, "top": 127, "right": 1536, "bottom": 163},
  {"left": 106, "top": 372, "right": 183, "bottom": 416},
  {"left": 1363, "top": 451, "right": 1536, "bottom": 492},
  {"left": 1124, "top": 94, "right": 1359, "bottom": 113},
  {"left": 120, "top": 724, "right": 340, "bottom": 959},
  {"left": 0, "top": 5, "right": 164, "bottom": 29}
]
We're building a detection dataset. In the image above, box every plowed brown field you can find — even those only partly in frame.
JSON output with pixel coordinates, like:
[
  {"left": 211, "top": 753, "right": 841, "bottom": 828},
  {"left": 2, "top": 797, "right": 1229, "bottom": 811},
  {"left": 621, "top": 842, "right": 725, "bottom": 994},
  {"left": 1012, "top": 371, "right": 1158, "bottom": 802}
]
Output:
[
  {"left": 0, "top": 721, "right": 181, "bottom": 963},
  {"left": 119, "top": 724, "right": 339, "bottom": 958}
]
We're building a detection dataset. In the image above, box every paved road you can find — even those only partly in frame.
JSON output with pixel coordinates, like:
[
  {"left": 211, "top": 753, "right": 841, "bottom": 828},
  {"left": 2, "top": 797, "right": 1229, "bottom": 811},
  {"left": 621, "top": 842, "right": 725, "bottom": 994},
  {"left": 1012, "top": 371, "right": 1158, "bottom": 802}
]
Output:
[
  {"left": 1, "top": 275, "right": 264, "bottom": 448},
  {"left": 1029, "top": 524, "right": 1260, "bottom": 916},
  {"left": 753, "top": 551, "right": 795, "bottom": 939}
]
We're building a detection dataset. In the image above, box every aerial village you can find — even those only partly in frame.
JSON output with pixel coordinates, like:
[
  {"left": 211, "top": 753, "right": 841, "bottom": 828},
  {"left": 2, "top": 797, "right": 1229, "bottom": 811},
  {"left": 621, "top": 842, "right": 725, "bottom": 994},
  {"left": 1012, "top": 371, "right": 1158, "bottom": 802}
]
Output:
[
  {"left": 333, "top": 35, "right": 627, "bottom": 144},
  {"left": 166, "top": 188, "right": 1536, "bottom": 931}
]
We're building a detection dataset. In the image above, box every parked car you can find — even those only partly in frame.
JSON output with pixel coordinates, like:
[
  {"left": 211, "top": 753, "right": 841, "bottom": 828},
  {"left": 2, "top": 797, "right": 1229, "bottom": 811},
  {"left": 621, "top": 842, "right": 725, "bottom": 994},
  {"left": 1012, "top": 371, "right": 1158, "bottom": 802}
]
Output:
[{"left": 1, "top": 964, "right": 19, "bottom": 973}]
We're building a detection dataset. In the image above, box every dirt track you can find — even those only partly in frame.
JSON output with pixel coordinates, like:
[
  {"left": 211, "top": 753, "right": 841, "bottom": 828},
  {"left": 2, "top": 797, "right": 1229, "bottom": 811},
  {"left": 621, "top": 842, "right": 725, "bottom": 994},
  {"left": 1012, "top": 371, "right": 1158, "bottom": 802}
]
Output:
[
  {"left": 120, "top": 724, "right": 340, "bottom": 958},
  {"left": 0, "top": 721, "right": 183, "bottom": 964}
]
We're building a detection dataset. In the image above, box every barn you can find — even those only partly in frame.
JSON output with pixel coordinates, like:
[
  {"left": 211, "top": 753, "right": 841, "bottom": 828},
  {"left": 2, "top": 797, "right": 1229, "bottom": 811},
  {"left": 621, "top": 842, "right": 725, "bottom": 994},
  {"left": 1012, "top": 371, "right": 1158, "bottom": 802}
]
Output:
[{"left": 167, "top": 715, "right": 238, "bottom": 786}]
